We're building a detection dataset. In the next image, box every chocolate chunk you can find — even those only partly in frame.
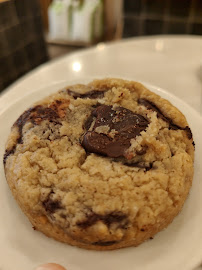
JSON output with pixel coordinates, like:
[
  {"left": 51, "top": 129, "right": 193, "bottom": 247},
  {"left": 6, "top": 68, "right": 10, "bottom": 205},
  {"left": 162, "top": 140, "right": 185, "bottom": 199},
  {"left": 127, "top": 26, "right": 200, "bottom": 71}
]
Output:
[
  {"left": 3, "top": 127, "right": 26, "bottom": 165},
  {"left": 82, "top": 103, "right": 102, "bottom": 130},
  {"left": 81, "top": 105, "right": 149, "bottom": 158},
  {"left": 24, "top": 106, "right": 59, "bottom": 126},
  {"left": 15, "top": 105, "right": 60, "bottom": 137},
  {"left": 14, "top": 107, "right": 35, "bottom": 144},
  {"left": 43, "top": 199, "right": 61, "bottom": 213},
  {"left": 184, "top": 126, "right": 192, "bottom": 140},
  {"left": 67, "top": 89, "right": 106, "bottom": 99},
  {"left": 4, "top": 105, "right": 60, "bottom": 163},
  {"left": 112, "top": 158, "right": 152, "bottom": 171},
  {"left": 138, "top": 98, "right": 193, "bottom": 139},
  {"left": 92, "top": 103, "right": 102, "bottom": 108},
  {"left": 83, "top": 113, "right": 95, "bottom": 130},
  {"left": 14, "top": 105, "right": 59, "bottom": 145},
  {"left": 77, "top": 211, "right": 127, "bottom": 229},
  {"left": 136, "top": 146, "right": 147, "bottom": 155},
  {"left": 93, "top": 241, "right": 118, "bottom": 246},
  {"left": 60, "top": 213, "right": 67, "bottom": 219},
  {"left": 43, "top": 193, "right": 61, "bottom": 213},
  {"left": 138, "top": 98, "right": 168, "bottom": 123},
  {"left": 125, "top": 161, "right": 152, "bottom": 171},
  {"left": 77, "top": 213, "right": 99, "bottom": 229},
  {"left": 103, "top": 212, "right": 127, "bottom": 226},
  {"left": 3, "top": 147, "right": 16, "bottom": 165}
]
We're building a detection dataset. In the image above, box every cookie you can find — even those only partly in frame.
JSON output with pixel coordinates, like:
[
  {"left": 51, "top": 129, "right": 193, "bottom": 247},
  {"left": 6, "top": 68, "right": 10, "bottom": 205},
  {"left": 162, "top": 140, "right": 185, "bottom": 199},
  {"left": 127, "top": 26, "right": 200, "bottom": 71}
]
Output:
[{"left": 4, "top": 78, "right": 194, "bottom": 250}]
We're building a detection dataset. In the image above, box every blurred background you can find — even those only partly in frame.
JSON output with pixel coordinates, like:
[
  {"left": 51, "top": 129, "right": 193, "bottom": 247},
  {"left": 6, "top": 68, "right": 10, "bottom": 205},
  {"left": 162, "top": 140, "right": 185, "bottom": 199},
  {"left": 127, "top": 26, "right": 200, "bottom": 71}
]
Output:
[{"left": 0, "top": 0, "right": 202, "bottom": 92}]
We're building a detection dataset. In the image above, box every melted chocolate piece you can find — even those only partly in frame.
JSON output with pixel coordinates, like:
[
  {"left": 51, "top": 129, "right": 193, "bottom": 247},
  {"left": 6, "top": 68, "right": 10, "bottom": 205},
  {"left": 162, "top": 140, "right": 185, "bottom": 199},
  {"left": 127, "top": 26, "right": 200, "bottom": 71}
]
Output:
[
  {"left": 15, "top": 105, "right": 59, "bottom": 129},
  {"left": 43, "top": 193, "right": 61, "bottom": 213},
  {"left": 136, "top": 146, "right": 147, "bottom": 155},
  {"left": 77, "top": 211, "right": 127, "bottom": 229},
  {"left": 138, "top": 98, "right": 168, "bottom": 123},
  {"left": 67, "top": 89, "right": 106, "bottom": 99},
  {"left": 43, "top": 199, "right": 61, "bottom": 213},
  {"left": 184, "top": 126, "right": 192, "bottom": 140},
  {"left": 125, "top": 161, "right": 152, "bottom": 171},
  {"left": 3, "top": 147, "right": 16, "bottom": 165},
  {"left": 92, "top": 103, "right": 102, "bottom": 108},
  {"left": 138, "top": 98, "right": 193, "bottom": 139},
  {"left": 81, "top": 105, "right": 149, "bottom": 158},
  {"left": 14, "top": 107, "right": 35, "bottom": 144},
  {"left": 83, "top": 113, "right": 94, "bottom": 130},
  {"left": 112, "top": 157, "right": 152, "bottom": 171},
  {"left": 14, "top": 106, "right": 59, "bottom": 146},
  {"left": 93, "top": 241, "right": 118, "bottom": 246},
  {"left": 77, "top": 213, "right": 99, "bottom": 228},
  {"left": 4, "top": 105, "right": 60, "bottom": 163},
  {"left": 103, "top": 212, "right": 127, "bottom": 226}
]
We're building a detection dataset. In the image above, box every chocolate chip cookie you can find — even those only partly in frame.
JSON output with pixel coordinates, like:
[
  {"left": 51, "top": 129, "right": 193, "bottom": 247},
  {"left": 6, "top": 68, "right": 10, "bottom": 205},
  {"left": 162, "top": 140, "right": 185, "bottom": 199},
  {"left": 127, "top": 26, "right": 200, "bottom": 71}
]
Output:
[{"left": 4, "top": 78, "right": 194, "bottom": 250}]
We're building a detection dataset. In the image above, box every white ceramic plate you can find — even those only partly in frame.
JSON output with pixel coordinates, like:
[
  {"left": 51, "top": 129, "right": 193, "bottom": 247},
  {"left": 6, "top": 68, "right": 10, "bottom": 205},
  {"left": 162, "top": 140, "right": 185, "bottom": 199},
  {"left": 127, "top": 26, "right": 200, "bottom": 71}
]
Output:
[
  {"left": 0, "top": 79, "right": 202, "bottom": 270},
  {"left": 1, "top": 36, "right": 202, "bottom": 114}
]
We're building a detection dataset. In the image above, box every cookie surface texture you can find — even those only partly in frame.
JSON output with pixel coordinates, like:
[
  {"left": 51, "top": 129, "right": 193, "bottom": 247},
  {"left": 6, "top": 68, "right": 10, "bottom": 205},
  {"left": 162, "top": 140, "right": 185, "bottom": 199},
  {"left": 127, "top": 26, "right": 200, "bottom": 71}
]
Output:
[{"left": 4, "top": 78, "right": 194, "bottom": 250}]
